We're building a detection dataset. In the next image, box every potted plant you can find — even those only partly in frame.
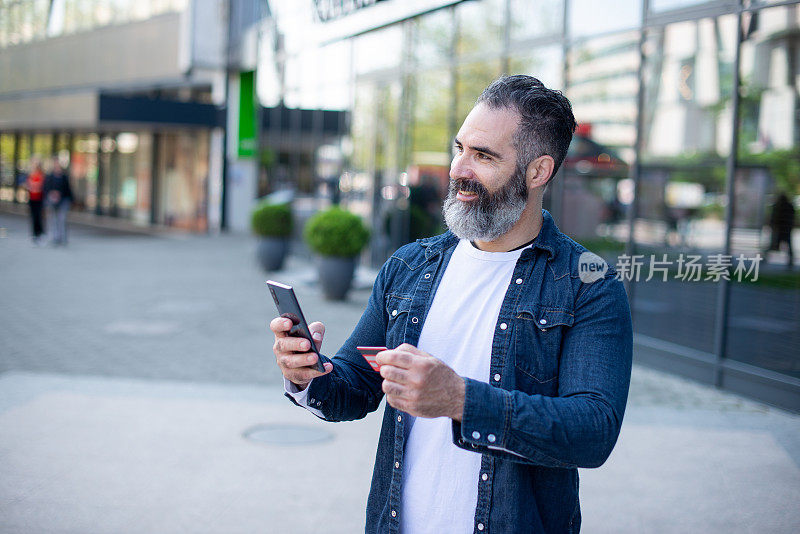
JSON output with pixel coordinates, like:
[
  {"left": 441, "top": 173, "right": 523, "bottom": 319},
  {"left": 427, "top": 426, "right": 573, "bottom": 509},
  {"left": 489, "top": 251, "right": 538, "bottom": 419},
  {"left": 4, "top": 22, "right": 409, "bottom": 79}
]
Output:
[
  {"left": 304, "top": 206, "right": 370, "bottom": 300},
  {"left": 251, "top": 201, "right": 293, "bottom": 271}
]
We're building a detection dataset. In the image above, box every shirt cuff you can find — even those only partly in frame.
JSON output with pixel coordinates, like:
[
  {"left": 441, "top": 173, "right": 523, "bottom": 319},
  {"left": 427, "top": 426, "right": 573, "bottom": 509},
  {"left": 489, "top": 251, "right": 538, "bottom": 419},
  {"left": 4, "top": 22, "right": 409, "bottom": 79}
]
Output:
[
  {"left": 283, "top": 377, "right": 325, "bottom": 418},
  {"left": 452, "top": 377, "right": 510, "bottom": 449}
]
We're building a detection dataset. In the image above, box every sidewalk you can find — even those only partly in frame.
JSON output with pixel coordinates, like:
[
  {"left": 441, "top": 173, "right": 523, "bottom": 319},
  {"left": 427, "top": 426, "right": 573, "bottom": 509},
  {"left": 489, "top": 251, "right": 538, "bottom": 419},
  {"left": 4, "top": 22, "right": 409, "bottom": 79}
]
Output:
[{"left": 1, "top": 212, "right": 799, "bottom": 533}]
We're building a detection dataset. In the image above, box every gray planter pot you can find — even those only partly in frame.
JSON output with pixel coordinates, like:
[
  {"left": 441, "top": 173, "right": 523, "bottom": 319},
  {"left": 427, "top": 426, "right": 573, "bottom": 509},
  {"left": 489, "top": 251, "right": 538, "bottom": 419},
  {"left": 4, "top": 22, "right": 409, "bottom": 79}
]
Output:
[
  {"left": 317, "top": 255, "right": 357, "bottom": 300},
  {"left": 256, "top": 237, "right": 288, "bottom": 271}
]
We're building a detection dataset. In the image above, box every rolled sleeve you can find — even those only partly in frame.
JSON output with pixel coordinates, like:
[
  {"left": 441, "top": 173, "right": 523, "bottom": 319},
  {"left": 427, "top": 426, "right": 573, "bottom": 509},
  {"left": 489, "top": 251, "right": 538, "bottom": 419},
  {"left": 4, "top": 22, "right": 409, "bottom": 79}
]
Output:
[
  {"left": 283, "top": 377, "right": 325, "bottom": 419},
  {"left": 451, "top": 273, "right": 632, "bottom": 469},
  {"left": 451, "top": 379, "right": 574, "bottom": 468}
]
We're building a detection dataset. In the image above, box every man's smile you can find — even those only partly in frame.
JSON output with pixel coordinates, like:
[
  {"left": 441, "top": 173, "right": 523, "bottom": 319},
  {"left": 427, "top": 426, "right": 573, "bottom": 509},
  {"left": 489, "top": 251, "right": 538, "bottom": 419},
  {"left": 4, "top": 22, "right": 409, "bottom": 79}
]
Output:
[
  {"left": 452, "top": 179, "right": 484, "bottom": 202},
  {"left": 456, "top": 189, "right": 479, "bottom": 201}
]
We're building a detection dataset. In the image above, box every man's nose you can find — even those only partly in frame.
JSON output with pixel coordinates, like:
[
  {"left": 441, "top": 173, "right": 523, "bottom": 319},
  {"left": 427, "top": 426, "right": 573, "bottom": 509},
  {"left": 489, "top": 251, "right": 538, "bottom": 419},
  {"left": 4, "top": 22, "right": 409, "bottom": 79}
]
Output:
[{"left": 450, "top": 155, "right": 475, "bottom": 182}]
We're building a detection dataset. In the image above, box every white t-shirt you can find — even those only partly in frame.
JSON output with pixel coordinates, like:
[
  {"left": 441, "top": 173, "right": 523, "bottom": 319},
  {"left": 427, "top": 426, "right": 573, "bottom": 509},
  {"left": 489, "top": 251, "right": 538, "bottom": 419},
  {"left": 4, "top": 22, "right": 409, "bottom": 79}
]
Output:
[
  {"left": 400, "top": 240, "right": 525, "bottom": 533},
  {"left": 286, "top": 239, "right": 526, "bottom": 533}
]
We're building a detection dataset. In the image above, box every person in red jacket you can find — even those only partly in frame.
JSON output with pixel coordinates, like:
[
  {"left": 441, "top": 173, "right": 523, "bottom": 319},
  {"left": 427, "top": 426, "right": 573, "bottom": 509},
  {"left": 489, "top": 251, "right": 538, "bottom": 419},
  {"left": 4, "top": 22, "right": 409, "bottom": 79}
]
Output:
[{"left": 26, "top": 162, "right": 46, "bottom": 244}]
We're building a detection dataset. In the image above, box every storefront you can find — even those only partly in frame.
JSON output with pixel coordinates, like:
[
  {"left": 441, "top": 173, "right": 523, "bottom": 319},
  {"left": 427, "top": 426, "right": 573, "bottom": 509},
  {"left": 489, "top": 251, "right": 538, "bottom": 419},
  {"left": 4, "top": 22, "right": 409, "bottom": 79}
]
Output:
[{"left": 0, "top": 99, "right": 220, "bottom": 233}]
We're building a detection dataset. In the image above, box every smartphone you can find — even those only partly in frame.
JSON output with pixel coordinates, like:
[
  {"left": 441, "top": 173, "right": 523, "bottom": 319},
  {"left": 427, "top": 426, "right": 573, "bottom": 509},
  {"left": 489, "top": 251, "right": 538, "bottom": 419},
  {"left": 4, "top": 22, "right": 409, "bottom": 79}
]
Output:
[{"left": 266, "top": 280, "right": 330, "bottom": 373}]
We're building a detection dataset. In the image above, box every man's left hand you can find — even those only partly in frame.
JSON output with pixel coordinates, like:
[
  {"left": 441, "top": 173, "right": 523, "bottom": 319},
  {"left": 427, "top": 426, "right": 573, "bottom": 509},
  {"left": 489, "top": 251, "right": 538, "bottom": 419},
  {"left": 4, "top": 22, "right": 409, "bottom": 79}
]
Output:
[{"left": 376, "top": 344, "right": 465, "bottom": 421}]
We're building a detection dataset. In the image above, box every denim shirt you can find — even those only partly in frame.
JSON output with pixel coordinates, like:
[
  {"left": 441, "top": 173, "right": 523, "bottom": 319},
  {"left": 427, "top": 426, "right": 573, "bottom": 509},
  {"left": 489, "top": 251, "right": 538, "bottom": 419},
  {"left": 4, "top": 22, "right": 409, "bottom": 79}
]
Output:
[{"left": 286, "top": 209, "right": 633, "bottom": 534}]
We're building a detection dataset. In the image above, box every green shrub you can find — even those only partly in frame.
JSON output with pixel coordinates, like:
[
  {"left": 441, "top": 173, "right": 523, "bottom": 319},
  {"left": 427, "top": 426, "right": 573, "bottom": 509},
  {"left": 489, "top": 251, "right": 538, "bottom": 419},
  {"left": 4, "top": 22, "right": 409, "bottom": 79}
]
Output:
[
  {"left": 304, "top": 206, "right": 370, "bottom": 257},
  {"left": 251, "top": 202, "right": 293, "bottom": 237}
]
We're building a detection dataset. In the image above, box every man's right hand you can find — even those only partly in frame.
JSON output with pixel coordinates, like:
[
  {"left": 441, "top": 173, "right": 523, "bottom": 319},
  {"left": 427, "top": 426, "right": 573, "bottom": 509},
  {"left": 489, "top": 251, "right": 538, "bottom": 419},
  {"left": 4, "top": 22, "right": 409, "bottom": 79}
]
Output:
[{"left": 270, "top": 317, "right": 333, "bottom": 391}]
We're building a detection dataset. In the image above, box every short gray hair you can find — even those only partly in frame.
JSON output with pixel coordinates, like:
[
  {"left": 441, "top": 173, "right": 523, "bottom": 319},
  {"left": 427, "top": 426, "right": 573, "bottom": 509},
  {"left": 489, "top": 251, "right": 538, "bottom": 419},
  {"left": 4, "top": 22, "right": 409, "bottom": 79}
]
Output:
[{"left": 477, "top": 75, "right": 576, "bottom": 180}]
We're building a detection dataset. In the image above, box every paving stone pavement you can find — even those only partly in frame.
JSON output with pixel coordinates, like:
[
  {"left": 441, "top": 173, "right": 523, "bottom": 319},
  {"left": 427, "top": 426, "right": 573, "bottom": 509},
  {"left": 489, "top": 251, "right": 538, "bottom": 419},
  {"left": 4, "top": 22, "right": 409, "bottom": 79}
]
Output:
[
  {"left": 1, "top": 211, "right": 799, "bottom": 533},
  {"left": 0, "top": 212, "right": 370, "bottom": 386}
]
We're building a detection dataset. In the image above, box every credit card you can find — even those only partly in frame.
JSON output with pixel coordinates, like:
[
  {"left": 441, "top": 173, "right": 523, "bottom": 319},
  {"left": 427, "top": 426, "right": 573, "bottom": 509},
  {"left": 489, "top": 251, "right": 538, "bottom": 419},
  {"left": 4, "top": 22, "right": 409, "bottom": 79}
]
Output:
[{"left": 356, "top": 346, "right": 388, "bottom": 372}]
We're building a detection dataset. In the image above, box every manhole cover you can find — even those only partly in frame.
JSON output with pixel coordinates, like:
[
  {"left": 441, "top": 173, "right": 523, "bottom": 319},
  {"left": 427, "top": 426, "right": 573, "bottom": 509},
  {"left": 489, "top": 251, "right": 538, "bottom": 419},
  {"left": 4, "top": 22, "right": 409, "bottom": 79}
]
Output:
[{"left": 243, "top": 424, "right": 334, "bottom": 445}]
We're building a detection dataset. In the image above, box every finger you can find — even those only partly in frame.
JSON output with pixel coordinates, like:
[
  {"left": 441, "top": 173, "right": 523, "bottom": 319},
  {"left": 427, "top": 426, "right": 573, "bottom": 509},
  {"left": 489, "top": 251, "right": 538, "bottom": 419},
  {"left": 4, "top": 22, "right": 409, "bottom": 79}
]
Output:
[
  {"left": 270, "top": 317, "right": 293, "bottom": 337},
  {"left": 380, "top": 365, "right": 410, "bottom": 384},
  {"left": 397, "top": 343, "right": 422, "bottom": 355},
  {"left": 281, "top": 352, "right": 321, "bottom": 369},
  {"left": 381, "top": 379, "right": 407, "bottom": 398},
  {"left": 376, "top": 349, "right": 414, "bottom": 369},
  {"left": 286, "top": 367, "right": 329, "bottom": 384},
  {"left": 385, "top": 394, "right": 408, "bottom": 413},
  {"left": 308, "top": 321, "right": 325, "bottom": 350},
  {"left": 278, "top": 336, "right": 314, "bottom": 354}
]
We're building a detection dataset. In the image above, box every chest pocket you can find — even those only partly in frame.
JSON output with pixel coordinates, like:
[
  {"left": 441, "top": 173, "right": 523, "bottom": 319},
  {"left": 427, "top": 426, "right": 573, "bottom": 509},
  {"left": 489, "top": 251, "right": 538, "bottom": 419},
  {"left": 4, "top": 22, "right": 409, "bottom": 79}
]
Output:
[
  {"left": 385, "top": 294, "right": 412, "bottom": 348},
  {"left": 513, "top": 305, "right": 574, "bottom": 394}
]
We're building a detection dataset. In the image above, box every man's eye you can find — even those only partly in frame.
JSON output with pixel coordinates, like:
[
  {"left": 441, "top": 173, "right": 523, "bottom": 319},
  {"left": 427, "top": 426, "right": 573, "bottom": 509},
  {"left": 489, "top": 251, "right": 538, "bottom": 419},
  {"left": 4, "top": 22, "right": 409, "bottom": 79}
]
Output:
[
  {"left": 453, "top": 145, "right": 463, "bottom": 154},
  {"left": 477, "top": 152, "right": 490, "bottom": 160}
]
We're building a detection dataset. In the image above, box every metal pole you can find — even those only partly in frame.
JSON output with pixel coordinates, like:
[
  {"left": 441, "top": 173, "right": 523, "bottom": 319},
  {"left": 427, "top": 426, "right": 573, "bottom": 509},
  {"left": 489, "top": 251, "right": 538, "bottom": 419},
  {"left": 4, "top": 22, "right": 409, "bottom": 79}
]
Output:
[
  {"left": 12, "top": 132, "right": 20, "bottom": 203},
  {"left": 150, "top": 133, "right": 160, "bottom": 225},
  {"left": 712, "top": 4, "right": 744, "bottom": 388},
  {"left": 96, "top": 135, "right": 105, "bottom": 216},
  {"left": 448, "top": 5, "right": 459, "bottom": 145},
  {"left": 109, "top": 132, "right": 119, "bottom": 217},
  {"left": 550, "top": 0, "right": 571, "bottom": 222},
  {"left": 625, "top": 0, "right": 650, "bottom": 304},
  {"left": 502, "top": 0, "right": 511, "bottom": 74}
]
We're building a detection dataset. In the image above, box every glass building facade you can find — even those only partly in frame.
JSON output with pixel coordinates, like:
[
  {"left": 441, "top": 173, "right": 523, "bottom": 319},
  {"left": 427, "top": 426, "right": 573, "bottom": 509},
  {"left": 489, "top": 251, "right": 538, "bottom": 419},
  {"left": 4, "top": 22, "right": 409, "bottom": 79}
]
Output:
[{"left": 267, "top": 0, "right": 799, "bottom": 410}]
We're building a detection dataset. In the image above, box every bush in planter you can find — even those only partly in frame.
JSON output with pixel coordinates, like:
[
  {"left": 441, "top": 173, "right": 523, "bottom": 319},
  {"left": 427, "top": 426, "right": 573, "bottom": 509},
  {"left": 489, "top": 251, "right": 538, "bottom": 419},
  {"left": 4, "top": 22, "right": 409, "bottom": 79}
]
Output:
[
  {"left": 251, "top": 202, "right": 293, "bottom": 271},
  {"left": 251, "top": 202, "right": 293, "bottom": 238},
  {"left": 304, "top": 207, "right": 370, "bottom": 299},
  {"left": 304, "top": 206, "right": 370, "bottom": 257}
]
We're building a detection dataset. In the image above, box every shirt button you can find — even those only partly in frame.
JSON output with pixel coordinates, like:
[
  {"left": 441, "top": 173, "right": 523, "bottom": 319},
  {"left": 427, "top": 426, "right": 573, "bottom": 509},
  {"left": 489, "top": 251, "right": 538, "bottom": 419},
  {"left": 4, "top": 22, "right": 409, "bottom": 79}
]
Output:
[
  {"left": 481, "top": 473, "right": 488, "bottom": 481},
  {"left": 515, "top": 278, "right": 523, "bottom": 284},
  {"left": 493, "top": 373, "right": 501, "bottom": 382},
  {"left": 499, "top": 323, "right": 507, "bottom": 330},
  {"left": 309, "top": 398, "right": 315, "bottom": 403},
  {"left": 539, "top": 318, "right": 547, "bottom": 325},
  {"left": 395, "top": 461, "right": 400, "bottom": 469},
  {"left": 411, "top": 317, "right": 419, "bottom": 324},
  {"left": 397, "top": 415, "right": 402, "bottom": 422},
  {"left": 472, "top": 431, "right": 481, "bottom": 440},
  {"left": 391, "top": 510, "right": 397, "bottom": 518},
  {"left": 478, "top": 523, "right": 485, "bottom": 531},
  {"left": 487, "top": 434, "right": 496, "bottom": 443},
  {"left": 391, "top": 310, "right": 398, "bottom": 317},
  {"left": 424, "top": 273, "right": 431, "bottom": 279}
]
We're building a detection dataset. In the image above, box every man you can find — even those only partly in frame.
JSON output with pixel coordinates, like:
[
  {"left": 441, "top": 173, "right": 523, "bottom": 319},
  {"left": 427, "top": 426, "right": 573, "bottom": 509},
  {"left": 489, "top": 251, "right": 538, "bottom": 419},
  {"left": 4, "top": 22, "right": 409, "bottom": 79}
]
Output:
[
  {"left": 271, "top": 75, "right": 633, "bottom": 533},
  {"left": 766, "top": 192, "right": 795, "bottom": 268},
  {"left": 44, "top": 159, "right": 74, "bottom": 246},
  {"left": 25, "top": 161, "right": 46, "bottom": 244}
]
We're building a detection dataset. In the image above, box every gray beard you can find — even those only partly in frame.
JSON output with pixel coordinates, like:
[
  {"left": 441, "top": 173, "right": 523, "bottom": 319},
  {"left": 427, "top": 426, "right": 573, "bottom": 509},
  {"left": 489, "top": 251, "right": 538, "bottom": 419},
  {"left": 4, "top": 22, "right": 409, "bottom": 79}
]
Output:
[{"left": 442, "top": 168, "right": 528, "bottom": 242}]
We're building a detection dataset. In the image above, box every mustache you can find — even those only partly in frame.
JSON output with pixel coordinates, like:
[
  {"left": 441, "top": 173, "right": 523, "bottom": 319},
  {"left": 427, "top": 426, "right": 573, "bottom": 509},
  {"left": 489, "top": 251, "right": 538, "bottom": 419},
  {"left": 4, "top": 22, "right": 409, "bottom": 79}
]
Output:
[{"left": 449, "top": 178, "right": 489, "bottom": 197}]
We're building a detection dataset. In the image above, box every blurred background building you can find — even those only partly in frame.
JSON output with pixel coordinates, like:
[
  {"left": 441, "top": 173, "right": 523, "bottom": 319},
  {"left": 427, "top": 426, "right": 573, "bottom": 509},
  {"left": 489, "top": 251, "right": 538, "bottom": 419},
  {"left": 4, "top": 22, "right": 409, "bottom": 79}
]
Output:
[{"left": 1, "top": 0, "right": 798, "bottom": 410}]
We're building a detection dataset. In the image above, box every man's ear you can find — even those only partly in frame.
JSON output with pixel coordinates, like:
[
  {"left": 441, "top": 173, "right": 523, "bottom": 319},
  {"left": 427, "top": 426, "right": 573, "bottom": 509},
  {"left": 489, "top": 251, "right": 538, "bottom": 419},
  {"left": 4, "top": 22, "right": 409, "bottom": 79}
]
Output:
[{"left": 526, "top": 155, "right": 556, "bottom": 190}]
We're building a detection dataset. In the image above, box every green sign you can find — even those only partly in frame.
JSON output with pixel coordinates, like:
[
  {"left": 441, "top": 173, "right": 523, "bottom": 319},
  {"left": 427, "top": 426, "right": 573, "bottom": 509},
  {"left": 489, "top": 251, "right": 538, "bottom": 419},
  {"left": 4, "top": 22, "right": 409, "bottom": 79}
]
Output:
[{"left": 238, "top": 71, "right": 256, "bottom": 158}]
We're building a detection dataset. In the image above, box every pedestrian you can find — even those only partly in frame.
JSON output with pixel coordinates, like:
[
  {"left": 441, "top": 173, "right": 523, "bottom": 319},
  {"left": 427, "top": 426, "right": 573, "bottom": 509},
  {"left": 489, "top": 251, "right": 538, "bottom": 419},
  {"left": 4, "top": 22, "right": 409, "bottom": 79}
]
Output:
[
  {"left": 25, "top": 161, "right": 46, "bottom": 244},
  {"left": 270, "top": 75, "right": 633, "bottom": 533},
  {"left": 766, "top": 192, "right": 795, "bottom": 268},
  {"left": 44, "top": 159, "right": 74, "bottom": 246}
]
